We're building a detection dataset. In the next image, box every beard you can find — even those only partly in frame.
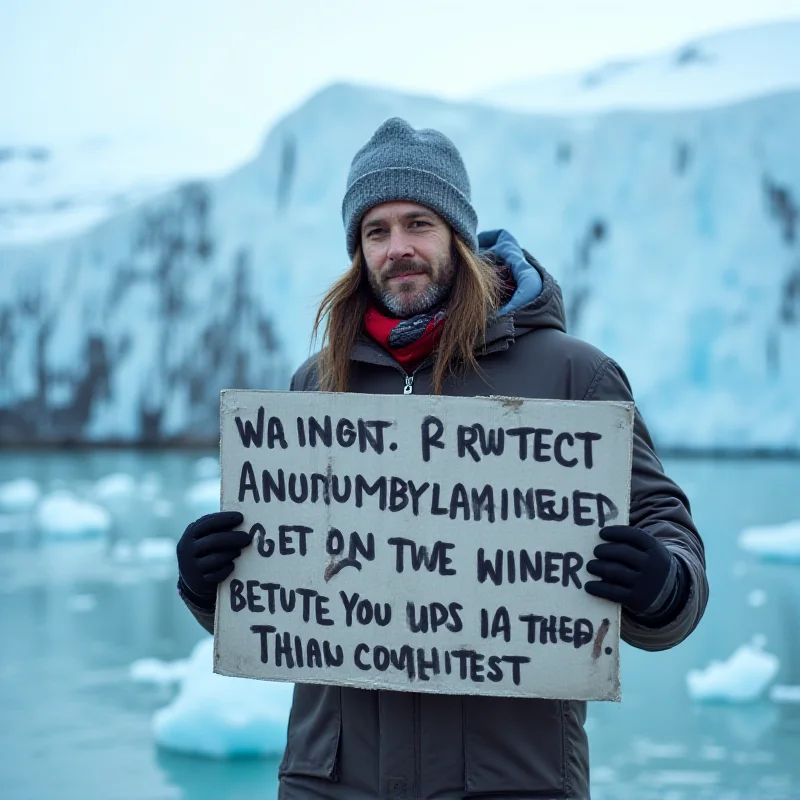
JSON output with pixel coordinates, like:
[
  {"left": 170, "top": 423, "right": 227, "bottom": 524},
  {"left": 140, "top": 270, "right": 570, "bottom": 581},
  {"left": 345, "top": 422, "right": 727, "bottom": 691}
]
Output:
[{"left": 368, "top": 256, "right": 455, "bottom": 318}]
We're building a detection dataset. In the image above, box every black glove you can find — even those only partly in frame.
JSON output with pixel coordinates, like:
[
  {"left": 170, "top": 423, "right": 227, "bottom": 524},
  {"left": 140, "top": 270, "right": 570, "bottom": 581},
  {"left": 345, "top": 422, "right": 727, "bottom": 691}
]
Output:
[
  {"left": 584, "top": 525, "right": 688, "bottom": 624},
  {"left": 177, "top": 511, "right": 251, "bottom": 609}
]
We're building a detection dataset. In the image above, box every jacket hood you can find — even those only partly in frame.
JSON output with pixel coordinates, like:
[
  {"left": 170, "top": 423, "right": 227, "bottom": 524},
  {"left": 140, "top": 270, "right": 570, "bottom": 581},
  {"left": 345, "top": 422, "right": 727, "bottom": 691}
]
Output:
[{"left": 478, "top": 229, "right": 567, "bottom": 341}]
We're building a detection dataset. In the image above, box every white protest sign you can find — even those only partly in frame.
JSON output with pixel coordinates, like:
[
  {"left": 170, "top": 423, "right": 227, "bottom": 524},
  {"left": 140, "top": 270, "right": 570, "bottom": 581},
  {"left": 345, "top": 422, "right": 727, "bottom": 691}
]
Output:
[{"left": 214, "top": 390, "right": 633, "bottom": 701}]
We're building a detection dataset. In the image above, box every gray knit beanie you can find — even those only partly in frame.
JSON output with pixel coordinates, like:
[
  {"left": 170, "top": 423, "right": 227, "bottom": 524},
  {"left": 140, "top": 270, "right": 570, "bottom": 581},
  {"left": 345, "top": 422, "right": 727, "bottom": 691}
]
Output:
[{"left": 342, "top": 117, "right": 478, "bottom": 258}]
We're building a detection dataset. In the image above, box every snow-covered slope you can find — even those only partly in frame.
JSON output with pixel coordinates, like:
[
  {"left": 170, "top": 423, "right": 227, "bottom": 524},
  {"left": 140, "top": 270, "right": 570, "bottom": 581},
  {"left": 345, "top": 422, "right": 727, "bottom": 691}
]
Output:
[
  {"left": 481, "top": 21, "right": 800, "bottom": 115},
  {"left": 1, "top": 83, "right": 799, "bottom": 448},
  {"left": 0, "top": 131, "right": 254, "bottom": 247}
]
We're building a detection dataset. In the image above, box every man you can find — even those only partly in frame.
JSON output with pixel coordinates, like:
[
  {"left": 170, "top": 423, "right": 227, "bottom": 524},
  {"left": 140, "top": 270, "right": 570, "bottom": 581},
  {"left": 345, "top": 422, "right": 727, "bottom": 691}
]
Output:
[{"left": 177, "top": 118, "right": 709, "bottom": 799}]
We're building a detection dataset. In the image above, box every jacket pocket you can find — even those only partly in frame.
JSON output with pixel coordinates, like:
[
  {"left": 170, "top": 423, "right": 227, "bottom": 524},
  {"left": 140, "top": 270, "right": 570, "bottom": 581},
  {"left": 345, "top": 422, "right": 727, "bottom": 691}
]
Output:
[
  {"left": 463, "top": 696, "right": 565, "bottom": 795},
  {"left": 279, "top": 684, "right": 341, "bottom": 780}
]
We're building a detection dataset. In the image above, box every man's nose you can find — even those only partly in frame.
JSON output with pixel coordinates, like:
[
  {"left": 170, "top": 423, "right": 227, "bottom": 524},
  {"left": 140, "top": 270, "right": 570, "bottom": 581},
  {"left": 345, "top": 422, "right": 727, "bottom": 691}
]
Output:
[{"left": 386, "top": 230, "right": 414, "bottom": 261}]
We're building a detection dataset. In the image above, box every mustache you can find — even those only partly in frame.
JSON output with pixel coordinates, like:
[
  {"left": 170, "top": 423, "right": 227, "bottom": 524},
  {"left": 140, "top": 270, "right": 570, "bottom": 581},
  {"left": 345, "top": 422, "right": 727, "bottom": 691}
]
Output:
[{"left": 383, "top": 260, "right": 432, "bottom": 280}]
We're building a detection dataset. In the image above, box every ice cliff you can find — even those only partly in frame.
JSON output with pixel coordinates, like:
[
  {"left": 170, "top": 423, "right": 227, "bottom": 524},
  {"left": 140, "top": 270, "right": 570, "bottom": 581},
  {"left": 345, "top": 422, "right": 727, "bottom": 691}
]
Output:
[{"left": 1, "top": 83, "right": 798, "bottom": 448}]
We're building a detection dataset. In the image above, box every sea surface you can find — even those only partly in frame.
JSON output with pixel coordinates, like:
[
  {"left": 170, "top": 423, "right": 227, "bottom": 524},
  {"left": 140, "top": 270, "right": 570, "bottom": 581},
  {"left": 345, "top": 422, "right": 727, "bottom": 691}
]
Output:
[{"left": 0, "top": 450, "right": 799, "bottom": 800}]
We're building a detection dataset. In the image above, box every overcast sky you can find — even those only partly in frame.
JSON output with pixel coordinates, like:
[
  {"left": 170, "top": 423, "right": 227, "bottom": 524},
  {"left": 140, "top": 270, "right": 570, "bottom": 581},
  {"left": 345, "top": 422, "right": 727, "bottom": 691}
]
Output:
[{"left": 5, "top": 0, "right": 800, "bottom": 163}]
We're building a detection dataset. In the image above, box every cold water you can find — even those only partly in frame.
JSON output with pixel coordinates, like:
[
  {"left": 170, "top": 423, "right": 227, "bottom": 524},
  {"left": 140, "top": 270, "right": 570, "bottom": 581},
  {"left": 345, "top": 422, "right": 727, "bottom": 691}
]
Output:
[{"left": 0, "top": 451, "right": 798, "bottom": 800}]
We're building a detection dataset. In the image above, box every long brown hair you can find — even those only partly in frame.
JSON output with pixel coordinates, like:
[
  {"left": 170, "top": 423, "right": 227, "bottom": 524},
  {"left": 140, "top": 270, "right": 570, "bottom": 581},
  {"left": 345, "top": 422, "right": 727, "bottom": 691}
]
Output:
[{"left": 312, "top": 234, "right": 502, "bottom": 394}]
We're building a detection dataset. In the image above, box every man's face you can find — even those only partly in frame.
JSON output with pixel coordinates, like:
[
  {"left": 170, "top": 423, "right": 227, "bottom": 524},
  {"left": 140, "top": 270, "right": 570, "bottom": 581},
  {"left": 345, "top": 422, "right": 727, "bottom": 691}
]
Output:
[{"left": 361, "top": 201, "right": 455, "bottom": 317}]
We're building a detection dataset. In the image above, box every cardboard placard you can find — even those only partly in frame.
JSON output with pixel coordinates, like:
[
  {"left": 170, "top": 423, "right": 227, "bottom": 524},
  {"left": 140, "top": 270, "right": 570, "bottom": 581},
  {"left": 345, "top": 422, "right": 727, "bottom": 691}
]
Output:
[{"left": 214, "top": 390, "right": 633, "bottom": 700}]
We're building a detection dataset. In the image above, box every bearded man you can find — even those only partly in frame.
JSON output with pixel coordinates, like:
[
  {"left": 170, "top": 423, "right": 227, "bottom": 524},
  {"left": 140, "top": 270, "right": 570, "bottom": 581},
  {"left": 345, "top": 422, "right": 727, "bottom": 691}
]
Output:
[{"left": 177, "top": 118, "right": 709, "bottom": 800}]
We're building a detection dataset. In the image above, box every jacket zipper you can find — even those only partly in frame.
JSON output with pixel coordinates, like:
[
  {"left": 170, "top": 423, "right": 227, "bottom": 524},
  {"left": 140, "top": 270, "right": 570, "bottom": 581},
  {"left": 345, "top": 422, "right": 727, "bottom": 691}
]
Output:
[{"left": 401, "top": 357, "right": 434, "bottom": 395}]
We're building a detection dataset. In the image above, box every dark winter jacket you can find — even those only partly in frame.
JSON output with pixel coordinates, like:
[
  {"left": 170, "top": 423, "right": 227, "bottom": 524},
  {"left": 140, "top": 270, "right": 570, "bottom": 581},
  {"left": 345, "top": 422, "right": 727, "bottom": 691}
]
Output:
[{"left": 181, "top": 258, "right": 708, "bottom": 800}]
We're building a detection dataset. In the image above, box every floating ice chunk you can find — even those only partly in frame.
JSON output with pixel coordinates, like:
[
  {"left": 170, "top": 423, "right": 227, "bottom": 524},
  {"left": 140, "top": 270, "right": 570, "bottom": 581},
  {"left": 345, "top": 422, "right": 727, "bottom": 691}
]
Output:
[
  {"left": 747, "top": 589, "right": 767, "bottom": 607},
  {"left": 35, "top": 491, "right": 112, "bottom": 540},
  {"left": 185, "top": 479, "right": 220, "bottom": 512},
  {"left": 194, "top": 456, "right": 220, "bottom": 480},
  {"left": 686, "top": 642, "right": 779, "bottom": 702},
  {"left": 738, "top": 520, "right": 800, "bottom": 562},
  {"left": 94, "top": 473, "right": 138, "bottom": 501},
  {"left": 152, "top": 638, "right": 294, "bottom": 758},
  {"left": 769, "top": 684, "right": 800, "bottom": 704},
  {"left": 131, "top": 657, "right": 190, "bottom": 688},
  {"left": 0, "top": 478, "right": 41, "bottom": 511}
]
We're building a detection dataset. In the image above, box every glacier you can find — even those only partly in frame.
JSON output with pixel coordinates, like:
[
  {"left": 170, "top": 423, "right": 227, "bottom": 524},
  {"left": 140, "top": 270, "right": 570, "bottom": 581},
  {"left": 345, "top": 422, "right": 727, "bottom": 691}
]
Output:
[{"left": 1, "top": 83, "right": 799, "bottom": 448}]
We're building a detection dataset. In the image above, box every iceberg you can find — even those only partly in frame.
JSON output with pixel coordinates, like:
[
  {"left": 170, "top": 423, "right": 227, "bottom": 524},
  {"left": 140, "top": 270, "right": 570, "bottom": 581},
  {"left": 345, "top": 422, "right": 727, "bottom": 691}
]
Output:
[
  {"left": 738, "top": 520, "right": 800, "bottom": 562},
  {"left": 34, "top": 490, "right": 112, "bottom": 540},
  {"left": 0, "top": 478, "right": 41, "bottom": 512},
  {"left": 686, "top": 641, "right": 780, "bottom": 702},
  {"left": 146, "top": 637, "right": 294, "bottom": 758}
]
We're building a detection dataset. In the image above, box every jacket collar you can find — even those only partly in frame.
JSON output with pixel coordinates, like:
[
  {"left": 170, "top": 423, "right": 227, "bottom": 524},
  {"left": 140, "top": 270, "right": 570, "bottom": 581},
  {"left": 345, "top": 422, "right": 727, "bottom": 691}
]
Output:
[{"left": 350, "top": 313, "right": 515, "bottom": 371}]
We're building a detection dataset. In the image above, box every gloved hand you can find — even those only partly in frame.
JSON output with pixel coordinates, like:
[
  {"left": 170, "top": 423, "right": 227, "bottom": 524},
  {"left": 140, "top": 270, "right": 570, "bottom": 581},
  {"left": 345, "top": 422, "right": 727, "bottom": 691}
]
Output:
[
  {"left": 584, "top": 525, "right": 688, "bottom": 622},
  {"left": 177, "top": 511, "right": 251, "bottom": 608}
]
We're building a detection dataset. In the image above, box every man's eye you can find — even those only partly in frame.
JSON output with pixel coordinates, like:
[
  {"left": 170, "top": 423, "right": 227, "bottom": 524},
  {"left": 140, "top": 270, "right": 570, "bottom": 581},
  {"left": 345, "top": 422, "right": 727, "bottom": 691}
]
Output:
[
  {"left": 366, "top": 228, "right": 385, "bottom": 237},
  {"left": 411, "top": 220, "right": 430, "bottom": 228}
]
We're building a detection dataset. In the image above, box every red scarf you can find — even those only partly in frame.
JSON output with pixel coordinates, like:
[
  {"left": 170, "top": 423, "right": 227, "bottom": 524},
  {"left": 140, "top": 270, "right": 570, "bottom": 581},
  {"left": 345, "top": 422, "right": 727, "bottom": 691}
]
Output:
[{"left": 364, "top": 305, "right": 446, "bottom": 373}]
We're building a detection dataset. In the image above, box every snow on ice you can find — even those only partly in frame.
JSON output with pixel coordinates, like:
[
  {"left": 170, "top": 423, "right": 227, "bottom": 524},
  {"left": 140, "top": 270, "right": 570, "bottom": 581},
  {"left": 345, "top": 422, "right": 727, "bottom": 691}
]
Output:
[
  {"left": 135, "top": 637, "right": 294, "bottom": 758},
  {"left": 738, "top": 520, "right": 800, "bottom": 562},
  {"left": 686, "top": 640, "right": 780, "bottom": 702}
]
